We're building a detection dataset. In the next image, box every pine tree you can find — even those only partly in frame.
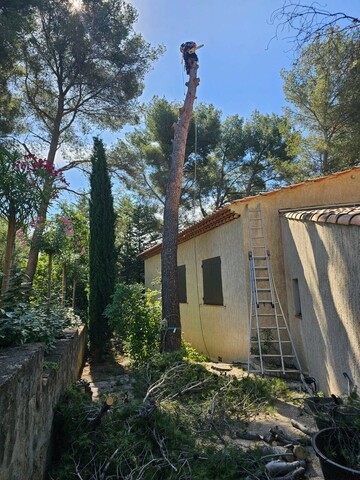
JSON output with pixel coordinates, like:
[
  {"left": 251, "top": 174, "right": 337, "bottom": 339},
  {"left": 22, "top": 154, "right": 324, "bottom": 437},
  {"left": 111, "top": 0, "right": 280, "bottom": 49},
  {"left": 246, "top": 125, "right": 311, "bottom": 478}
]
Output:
[
  {"left": 88, "top": 138, "right": 117, "bottom": 360},
  {"left": 161, "top": 43, "right": 201, "bottom": 351}
]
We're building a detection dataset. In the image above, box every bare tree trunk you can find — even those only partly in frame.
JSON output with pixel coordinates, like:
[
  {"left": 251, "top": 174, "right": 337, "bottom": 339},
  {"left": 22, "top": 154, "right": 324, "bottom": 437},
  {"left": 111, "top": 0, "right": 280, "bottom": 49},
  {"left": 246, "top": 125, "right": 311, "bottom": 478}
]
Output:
[
  {"left": 161, "top": 56, "right": 200, "bottom": 352},
  {"left": 61, "top": 263, "right": 66, "bottom": 307},
  {"left": 47, "top": 252, "right": 53, "bottom": 301},
  {"left": 1, "top": 204, "right": 16, "bottom": 295},
  {"left": 25, "top": 117, "right": 62, "bottom": 288},
  {"left": 72, "top": 278, "right": 76, "bottom": 309}
]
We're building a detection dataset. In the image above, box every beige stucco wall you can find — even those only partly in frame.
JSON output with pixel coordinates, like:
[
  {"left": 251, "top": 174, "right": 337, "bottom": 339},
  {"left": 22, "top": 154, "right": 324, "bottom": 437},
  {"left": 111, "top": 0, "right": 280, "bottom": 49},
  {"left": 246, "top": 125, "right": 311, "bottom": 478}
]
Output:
[
  {"left": 230, "top": 168, "right": 360, "bottom": 316},
  {"left": 144, "top": 168, "right": 360, "bottom": 364},
  {"left": 280, "top": 218, "right": 360, "bottom": 395},
  {"left": 145, "top": 218, "right": 249, "bottom": 362}
]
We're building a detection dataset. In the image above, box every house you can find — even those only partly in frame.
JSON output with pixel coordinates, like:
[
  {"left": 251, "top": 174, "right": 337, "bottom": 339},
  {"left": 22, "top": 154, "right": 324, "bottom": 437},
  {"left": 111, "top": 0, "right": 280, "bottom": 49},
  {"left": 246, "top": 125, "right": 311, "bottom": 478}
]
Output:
[{"left": 140, "top": 167, "right": 360, "bottom": 395}]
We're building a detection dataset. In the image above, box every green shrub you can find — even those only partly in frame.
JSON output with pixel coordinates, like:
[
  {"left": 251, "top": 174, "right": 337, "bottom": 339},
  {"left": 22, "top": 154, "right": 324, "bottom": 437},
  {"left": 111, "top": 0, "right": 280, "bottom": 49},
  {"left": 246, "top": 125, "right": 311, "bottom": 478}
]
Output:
[
  {"left": 181, "top": 337, "right": 209, "bottom": 362},
  {"left": 0, "top": 276, "right": 82, "bottom": 352},
  {"left": 105, "top": 283, "right": 161, "bottom": 364}
]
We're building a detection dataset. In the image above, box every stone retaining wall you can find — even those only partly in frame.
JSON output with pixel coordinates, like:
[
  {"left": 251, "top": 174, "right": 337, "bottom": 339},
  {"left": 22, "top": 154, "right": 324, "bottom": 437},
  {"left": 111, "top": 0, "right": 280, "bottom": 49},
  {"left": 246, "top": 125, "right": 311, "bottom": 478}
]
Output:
[{"left": 0, "top": 325, "right": 87, "bottom": 480}]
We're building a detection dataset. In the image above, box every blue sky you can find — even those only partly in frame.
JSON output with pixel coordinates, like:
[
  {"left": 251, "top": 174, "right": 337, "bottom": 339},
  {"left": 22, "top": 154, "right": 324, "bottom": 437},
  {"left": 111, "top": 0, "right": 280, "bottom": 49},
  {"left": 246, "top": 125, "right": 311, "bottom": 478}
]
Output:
[
  {"left": 127, "top": 0, "right": 360, "bottom": 119},
  {"left": 64, "top": 0, "right": 360, "bottom": 193}
]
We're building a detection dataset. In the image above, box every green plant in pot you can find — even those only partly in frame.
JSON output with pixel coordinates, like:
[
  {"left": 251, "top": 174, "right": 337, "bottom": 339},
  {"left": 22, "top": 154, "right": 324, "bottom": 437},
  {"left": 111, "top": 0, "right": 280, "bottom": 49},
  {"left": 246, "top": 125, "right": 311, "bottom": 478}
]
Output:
[{"left": 312, "top": 397, "right": 360, "bottom": 479}]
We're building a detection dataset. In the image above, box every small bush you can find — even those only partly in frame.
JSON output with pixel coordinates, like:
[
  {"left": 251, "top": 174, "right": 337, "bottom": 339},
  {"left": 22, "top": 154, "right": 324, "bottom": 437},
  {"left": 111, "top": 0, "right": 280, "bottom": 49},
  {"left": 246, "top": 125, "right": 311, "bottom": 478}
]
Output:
[
  {"left": 105, "top": 283, "right": 161, "bottom": 364},
  {"left": 0, "top": 291, "right": 82, "bottom": 352}
]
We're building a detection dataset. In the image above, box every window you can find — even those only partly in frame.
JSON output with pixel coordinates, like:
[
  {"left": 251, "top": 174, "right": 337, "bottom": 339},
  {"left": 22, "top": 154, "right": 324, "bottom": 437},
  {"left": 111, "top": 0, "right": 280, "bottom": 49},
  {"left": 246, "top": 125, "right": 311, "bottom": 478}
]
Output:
[
  {"left": 292, "top": 278, "right": 302, "bottom": 317},
  {"left": 202, "top": 256, "right": 224, "bottom": 305},
  {"left": 177, "top": 265, "right": 187, "bottom": 303}
]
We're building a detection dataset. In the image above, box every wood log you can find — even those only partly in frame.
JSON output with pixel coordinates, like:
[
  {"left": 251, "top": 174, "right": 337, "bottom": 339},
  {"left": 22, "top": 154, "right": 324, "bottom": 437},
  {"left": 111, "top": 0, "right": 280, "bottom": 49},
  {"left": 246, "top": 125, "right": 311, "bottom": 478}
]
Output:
[
  {"left": 290, "top": 419, "right": 317, "bottom": 437},
  {"left": 88, "top": 396, "right": 113, "bottom": 429},
  {"left": 235, "top": 430, "right": 261, "bottom": 441}
]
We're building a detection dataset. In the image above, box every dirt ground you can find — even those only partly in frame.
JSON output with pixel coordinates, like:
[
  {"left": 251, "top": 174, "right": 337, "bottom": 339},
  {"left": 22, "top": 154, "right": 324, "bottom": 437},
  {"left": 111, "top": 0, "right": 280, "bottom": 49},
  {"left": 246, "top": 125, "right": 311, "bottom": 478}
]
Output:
[{"left": 81, "top": 357, "right": 324, "bottom": 479}]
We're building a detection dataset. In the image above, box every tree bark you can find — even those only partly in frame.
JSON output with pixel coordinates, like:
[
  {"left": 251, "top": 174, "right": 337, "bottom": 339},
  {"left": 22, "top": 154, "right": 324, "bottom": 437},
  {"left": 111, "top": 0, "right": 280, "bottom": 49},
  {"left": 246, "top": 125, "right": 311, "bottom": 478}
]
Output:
[
  {"left": 61, "top": 263, "right": 66, "bottom": 307},
  {"left": 1, "top": 203, "right": 16, "bottom": 296},
  {"left": 72, "top": 278, "right": 76, "bottom": 309},
  {"left": 47, "top": 252, "right": 53, "bottom": 301},
  {"left": 25, "top": 113, "right": 62, "bottom": 288},
  {"left": 161, "top": 58, "right": 200, "bottom": 352}
]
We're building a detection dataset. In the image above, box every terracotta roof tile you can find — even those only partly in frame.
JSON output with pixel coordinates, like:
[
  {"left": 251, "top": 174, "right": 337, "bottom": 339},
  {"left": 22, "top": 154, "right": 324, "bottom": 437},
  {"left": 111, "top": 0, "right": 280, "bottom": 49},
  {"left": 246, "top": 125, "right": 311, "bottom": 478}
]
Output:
[
  {"left": 139, "top": 207, "right": 240, "bottom": 259},
  {"left": 281, "top": 206, "right": 360, "bottom": 226}
]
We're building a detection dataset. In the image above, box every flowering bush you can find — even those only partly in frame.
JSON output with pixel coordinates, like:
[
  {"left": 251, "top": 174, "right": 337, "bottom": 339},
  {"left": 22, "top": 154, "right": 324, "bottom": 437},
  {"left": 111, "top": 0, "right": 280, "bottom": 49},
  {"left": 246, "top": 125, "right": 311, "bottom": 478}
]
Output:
[{"left": 0, "top": 148, "right": 69, "bottom": 224}]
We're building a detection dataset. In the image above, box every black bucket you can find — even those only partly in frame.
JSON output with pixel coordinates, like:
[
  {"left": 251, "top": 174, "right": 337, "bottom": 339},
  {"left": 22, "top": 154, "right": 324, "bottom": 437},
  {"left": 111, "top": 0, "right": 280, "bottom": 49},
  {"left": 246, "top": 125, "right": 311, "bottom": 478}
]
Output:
[{"left": 312, "top": 428, "right": 360, "bottom": 480}]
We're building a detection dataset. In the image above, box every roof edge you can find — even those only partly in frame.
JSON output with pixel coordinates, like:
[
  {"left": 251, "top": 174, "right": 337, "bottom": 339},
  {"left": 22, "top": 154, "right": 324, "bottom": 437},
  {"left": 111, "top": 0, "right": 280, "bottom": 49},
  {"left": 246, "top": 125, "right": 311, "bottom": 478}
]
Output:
[{"left": 139, "top": 206, "right": 240, "bottom": 260}]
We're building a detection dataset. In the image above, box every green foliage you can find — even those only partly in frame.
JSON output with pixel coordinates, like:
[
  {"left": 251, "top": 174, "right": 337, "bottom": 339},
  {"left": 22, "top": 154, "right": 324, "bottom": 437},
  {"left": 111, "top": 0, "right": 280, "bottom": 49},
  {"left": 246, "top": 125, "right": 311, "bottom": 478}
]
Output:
[
  {"left": 43, "top": 360, "right": 60, "bottom": 371},
  {"left": 0, "top": 272, "right": 82, "bottom": 352},
  {"left": 105, "top": 283, "right": 161, "bottom": 364},
  {"left": 110, "top": 99, "right": 298, "bottom": 217},
  {"left": 0, "top": 0, "right": 40, "bottom": 134},
  {"left": 4, "top": 0, "right": 162, "bottom": 144},
  {"left": 181, "top": 337, "right": 209, "bottom": 362},
  {"left": 282, "top": 28, "right": 360, "bottom": 175},
  {"left": 115, "top": 195, "right": 161, "bottom": 283},
  {"left": 0, "top": 147, "right": 61, "bottom": 226},
  {"left": 88, "top": 138, "right": 116, "bottom": 359}
]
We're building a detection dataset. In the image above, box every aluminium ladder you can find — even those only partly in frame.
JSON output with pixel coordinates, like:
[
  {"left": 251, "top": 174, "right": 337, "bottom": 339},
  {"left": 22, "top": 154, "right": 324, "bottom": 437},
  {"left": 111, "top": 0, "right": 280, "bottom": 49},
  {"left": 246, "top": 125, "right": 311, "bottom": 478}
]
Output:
[{"left": 247, "top": 204, "right": 300, "bottom": 376}]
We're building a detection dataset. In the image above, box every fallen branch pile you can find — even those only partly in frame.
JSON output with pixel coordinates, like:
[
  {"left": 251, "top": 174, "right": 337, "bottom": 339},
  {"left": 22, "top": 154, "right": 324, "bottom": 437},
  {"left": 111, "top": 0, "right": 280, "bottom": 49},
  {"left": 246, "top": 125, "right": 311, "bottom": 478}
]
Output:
[{"left": 50, "top": 355, "right": 317, "bottom": 479}]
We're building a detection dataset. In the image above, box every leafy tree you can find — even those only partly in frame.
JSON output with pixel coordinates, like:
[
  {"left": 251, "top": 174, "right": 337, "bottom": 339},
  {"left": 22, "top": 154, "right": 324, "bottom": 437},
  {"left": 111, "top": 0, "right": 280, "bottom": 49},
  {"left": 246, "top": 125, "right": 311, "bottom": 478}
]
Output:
[
  {"left": 57, "top": 199, "right": 89, "bottom": 313},
  {"left": 33, "top": 199, "right": 89, "bottom": 311},
  {"left": 37, "top": 218, "right": 65, "bottom": 301},
  {"left": 111, "top": 102, "right": 297, "bottom": 216},
  {"left": 3, "top": 0, "right": 162, "bottom": 286},
  {"left": 240, "top": 111, "right": 299, "bottom": 194},
  {"left": 116, "top": 196, "right": 161, "bottom": 283},
  {"left": 282, "top": 29, "right": 360, "bottom": 175},
  {"left": 88, "top": 138, "right": 116, "bottom": 360},
  {"left": 109, "top": 98, "right": 221, "bottom": 209},
  {"left": 104, "top": 283, "right": 161, "bottom": 364},
  {"left": 0, "top": 0, "right": 41, "bottom": 134},
  {"left": 0, "top": 147, "right": 67, "bottom": 294}
]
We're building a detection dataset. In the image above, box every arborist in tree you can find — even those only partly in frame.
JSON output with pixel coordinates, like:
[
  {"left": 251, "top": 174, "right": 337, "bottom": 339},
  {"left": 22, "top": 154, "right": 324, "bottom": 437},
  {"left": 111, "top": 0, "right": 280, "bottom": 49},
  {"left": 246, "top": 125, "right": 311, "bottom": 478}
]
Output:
[{"left": 180, "top": 41, "right": 204, "bottom": 74}]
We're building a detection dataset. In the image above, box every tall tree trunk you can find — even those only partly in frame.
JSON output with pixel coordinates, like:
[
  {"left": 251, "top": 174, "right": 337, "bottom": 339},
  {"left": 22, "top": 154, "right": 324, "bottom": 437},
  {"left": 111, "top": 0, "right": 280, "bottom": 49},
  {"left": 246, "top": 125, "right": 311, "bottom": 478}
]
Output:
[
  {"left": 47, "top": 252, "right": 53, "bottom": 301},
  {"left": 25, "top": 112, "right": 63, "bottom": 288},
  {"left": 322, "top": 148, "right": 329, "bottom": 175},
  {"left": 1, "top": 204, "right": 16, "bottom": 295},
  {"left": 161, "top": 56, "right": 200, "bottom": 352},
  {"left": 61, "top": 263, "right": 66, "bottom": 307},
  {"left": 72, "top": 278, "right": 76, "bottom": 309}
]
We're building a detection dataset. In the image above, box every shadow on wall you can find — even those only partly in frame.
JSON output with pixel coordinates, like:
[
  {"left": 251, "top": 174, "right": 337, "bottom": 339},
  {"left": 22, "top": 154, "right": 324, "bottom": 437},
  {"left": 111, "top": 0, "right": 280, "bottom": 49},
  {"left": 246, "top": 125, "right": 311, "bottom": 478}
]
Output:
[{"left": 284, "top": 220, "right": 359, "bottom": 396}]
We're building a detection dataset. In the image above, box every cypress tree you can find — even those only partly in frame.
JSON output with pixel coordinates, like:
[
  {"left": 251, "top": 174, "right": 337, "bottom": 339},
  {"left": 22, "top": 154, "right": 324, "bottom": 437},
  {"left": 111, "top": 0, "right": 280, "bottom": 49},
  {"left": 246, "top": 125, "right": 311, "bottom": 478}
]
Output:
[{"left": 88, "top": 138, "right": 117, "bottom": 360}]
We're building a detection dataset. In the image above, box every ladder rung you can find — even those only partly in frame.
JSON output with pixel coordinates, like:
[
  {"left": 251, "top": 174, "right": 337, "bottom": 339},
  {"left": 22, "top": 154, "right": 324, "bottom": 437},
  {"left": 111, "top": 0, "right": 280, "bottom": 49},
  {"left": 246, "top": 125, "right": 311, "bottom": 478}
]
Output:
[
  {"left": 252, "top": 236, "right": 264, "bottom": 239},
  {"left": 248, "top": 369, "right": 299, "bottom": 374},
  {"left": 269, "top": 340, "right": 291, "bottom": 343},
  {"left": 256, "top": 288, "right": 271, "bottom": 292},
  {"left": 252, "top": 354, "right": 295, "bottom": 358},
  {"left": 250, "top": 340, "right": 292, "bottom": 344},
  {"left": 256, "top": 277, "right": 269, "bottom": 280},
  {"left": 253, "top": 256, "right": 267, "bottom": 259},
  {"left": 251, "top": 326, "right": 288, "bottom": 330}
]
